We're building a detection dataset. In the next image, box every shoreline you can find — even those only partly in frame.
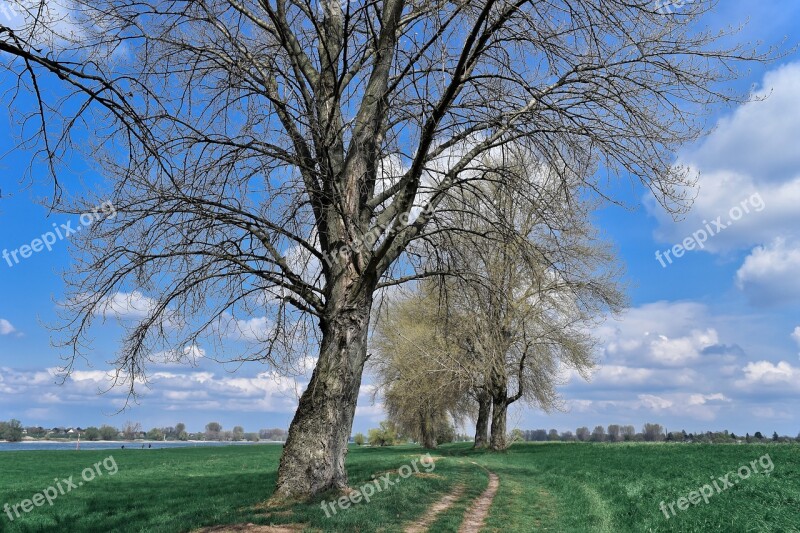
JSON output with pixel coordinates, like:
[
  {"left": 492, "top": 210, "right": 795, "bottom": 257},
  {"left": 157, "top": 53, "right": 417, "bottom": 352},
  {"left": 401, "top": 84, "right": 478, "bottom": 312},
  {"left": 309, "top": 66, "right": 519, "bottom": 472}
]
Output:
[{"left": 0, "top": 439, "right": 285, "bottom": 445}]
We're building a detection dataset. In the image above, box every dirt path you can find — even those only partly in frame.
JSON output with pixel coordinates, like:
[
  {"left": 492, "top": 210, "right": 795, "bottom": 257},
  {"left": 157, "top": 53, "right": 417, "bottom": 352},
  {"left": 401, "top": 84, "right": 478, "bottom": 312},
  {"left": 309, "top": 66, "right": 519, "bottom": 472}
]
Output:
[
  {"left": 195, "top": 524, "right": 305, "bottom": 532},
  {"left": 457, "top": 470, "right": 500, "bottom": 533},
  {"left": 404, "top": 484, "right": 465, "bottom": 533}
]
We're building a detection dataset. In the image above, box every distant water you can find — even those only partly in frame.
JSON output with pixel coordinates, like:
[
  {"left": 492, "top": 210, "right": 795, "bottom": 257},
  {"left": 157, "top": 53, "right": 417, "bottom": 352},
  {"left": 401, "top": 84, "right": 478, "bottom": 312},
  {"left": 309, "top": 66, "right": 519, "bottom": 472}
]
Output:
[{"left": 0, "top": 441, "right": 282, "bottom": 452}]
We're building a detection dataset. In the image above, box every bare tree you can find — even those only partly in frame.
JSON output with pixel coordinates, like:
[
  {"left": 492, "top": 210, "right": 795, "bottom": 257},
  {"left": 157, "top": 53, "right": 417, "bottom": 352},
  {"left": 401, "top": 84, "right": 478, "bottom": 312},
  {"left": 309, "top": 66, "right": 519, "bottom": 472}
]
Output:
[
  {"left": 0, "top": 0, "right": 772, "bottom": 498},
  {"left": 621, "top": 425, "right": 637, "bottom": 441},
  {"left": 122, "top": 421, "right": 142, "bottom": 441},
  {"left": 427, "top": 152, "right": 625, "bottom": 450},
  {"left": 643, "top": 423, "right": 666, "bottom": 442},
  {"left": 205, "top": 422, "right": 222, "bottom": 441}
]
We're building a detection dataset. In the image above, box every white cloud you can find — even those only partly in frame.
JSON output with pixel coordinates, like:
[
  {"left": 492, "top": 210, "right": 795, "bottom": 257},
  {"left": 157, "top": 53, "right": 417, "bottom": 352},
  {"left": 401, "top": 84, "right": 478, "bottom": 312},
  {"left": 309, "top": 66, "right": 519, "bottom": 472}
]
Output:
[
  {"left": 647, "top": 329, "right": 719, "bottom": 367},
  {"left": 637, "top": 394, "right": 673, "bottom": 411},
  {"left": 554, "top": 301, "right": 760, "bottom": 424},
  {"left": 232, "top": 317, "right": 274, "bottom": 342},
  {"left": 355, "top": 403, "right": 385, "bottom": 420},
  {"left": 685, "top": 63, "right": 800, "bottom": 183},
  {"left": 736, "top": 361, "right": 800, "bottom": 390},
  {"left": 0, "top": 365, "right": 307, "bottom": 414},
  {"left": 735, "top": 239, "right": 800, "bottom": 306},
  {"left": 0, "top": 319, "right": 16, "bottom": 335},
  {"left": 213, "top": 314, "right": 276, "bottom": 343},
  {"left": 567, "top": 392, "right": 730, "bottom": 422},
  {"left": 596, "top": 302, "right": 729, "bottom": 368},
  {"left": 792, "top": 327, "right": 800, "bottom": 352},
  {"left": 150, "top": 345, "right": 206, "bottom": 367},
  {"left": 647, "top": 62, "right": 800, "bottom": 304},
  {"left": 95, "top": 291, "right": 159, "bottom": 320}
]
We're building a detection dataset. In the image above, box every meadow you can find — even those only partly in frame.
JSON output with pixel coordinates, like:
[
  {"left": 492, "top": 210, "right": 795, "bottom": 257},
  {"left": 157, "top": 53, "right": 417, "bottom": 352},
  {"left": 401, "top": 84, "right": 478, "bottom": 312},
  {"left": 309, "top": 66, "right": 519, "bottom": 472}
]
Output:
[{"left": 0, "top": 442, "right": 798, "bottom": 532}]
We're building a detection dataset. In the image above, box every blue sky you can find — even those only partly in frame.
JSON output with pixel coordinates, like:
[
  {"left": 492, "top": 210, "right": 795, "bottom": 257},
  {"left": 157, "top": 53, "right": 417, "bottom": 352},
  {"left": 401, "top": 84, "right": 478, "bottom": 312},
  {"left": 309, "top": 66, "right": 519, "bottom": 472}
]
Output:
[{"left": 1, "top": 0, "right": 800, "bottom": 437}]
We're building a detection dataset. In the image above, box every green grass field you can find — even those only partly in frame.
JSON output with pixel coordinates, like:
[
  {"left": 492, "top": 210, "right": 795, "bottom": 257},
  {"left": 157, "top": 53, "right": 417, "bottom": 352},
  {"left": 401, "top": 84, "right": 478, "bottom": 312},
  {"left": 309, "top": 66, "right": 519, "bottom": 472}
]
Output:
[{"left": 1, "top": 442, "right": 798, "bottom": 532}]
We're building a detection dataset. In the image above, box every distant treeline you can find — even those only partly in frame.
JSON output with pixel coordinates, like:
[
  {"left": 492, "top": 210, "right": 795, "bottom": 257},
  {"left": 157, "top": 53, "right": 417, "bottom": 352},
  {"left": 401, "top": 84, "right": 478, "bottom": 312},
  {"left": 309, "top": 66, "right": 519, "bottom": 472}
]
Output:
[
  {"left": 516, "top": 424, "right": 798, "bottom": 443},
  {"left": 0, "top": 419, "right": 289, "bottom": 442}
]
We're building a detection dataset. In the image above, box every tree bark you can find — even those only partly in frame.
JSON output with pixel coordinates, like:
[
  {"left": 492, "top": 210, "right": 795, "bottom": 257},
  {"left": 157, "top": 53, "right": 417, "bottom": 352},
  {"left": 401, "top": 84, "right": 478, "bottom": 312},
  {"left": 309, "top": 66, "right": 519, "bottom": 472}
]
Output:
[
  {"left": 489, "top": 397, "right": 508, "bottom": 451},
  {"left": 489, "top": 363, "right": 510, "bottom": 451},
  {"left": 274, "top": 294, "right": 373, "bottom": 500},
  {"left": 474, "top": 390, "right": 491, "bottom": 448},
  {"left": 420, "top": 411, "right": 437, "bottom": 450}
]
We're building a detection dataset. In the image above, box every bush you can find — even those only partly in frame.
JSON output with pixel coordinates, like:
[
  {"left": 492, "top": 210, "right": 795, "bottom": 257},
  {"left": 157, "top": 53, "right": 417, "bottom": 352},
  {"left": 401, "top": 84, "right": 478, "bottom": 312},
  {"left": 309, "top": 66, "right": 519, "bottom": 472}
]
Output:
[
  {"left": 0, "top": 419, "right": 23, "bottom": 442},
  {"left": 99, "top": 425, "right": 119, "bottom": 441},
  {"left": 353, "top": 433, "right": 365, "bottom": 446},
  {"left": 368, "top": 422, "right": 398, "bottom": 446}
]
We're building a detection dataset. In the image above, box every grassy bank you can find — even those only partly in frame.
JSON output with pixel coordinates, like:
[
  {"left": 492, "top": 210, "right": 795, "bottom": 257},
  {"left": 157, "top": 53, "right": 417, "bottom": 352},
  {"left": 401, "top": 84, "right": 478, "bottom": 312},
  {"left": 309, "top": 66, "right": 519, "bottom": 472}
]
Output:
[{"left": 0, "top": 442, "right": 797, "bottom": 532}]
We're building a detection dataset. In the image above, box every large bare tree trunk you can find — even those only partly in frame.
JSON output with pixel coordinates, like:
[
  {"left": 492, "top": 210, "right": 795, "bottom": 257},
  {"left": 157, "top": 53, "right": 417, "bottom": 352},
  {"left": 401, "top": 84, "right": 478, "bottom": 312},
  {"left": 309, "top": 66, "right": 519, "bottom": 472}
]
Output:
[
  {"left": 474, "top": 390, "right": 492, "bottom": 448},
  {"left": 274, "top": 292, "right": 372, "bottom": 500},
  {"left": 489, "top": 398, "right": 508, "bottom": 451},
  {"left": 489, "top": 364, "right": 511, "bottom": 451}
]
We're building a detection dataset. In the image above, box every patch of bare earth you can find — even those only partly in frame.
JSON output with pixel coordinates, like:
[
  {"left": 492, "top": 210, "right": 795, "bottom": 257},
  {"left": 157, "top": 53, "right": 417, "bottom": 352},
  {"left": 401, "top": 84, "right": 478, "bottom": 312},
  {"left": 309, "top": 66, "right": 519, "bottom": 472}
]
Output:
[
  {"left": 195, "top": 524, "right": 307, "bottom": 532},
  {"left": 403, "top": 485, "right": 466, "bottom": 533},
  {"left": 457, "top": 471, "right": 499, "bottom": 533}
]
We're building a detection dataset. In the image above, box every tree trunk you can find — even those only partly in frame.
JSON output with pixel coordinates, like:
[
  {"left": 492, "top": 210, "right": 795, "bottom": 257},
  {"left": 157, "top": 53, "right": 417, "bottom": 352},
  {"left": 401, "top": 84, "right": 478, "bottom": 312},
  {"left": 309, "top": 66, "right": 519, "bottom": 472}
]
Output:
[
  {"left": 474, "top": 390, "right": 491, "bottom": 448},
  {"left": 420, "top": 412, "right": 437, "bottom": 450},
  {"left": 490, "top": 398, "right": 508, "bottom": 451},
  {"left": 274, "top": 296, "right": 372, "bottom": 500}
]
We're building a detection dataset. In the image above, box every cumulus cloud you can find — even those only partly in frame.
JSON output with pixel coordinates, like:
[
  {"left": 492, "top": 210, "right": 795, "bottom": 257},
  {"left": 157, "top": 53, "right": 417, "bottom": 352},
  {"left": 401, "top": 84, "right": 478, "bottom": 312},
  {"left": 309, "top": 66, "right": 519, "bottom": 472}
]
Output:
[
  {"left": 566, "top": 392, "right": 731, "bottom": 422},
  {"left": 736, "top": 361, "right": 800, "bottom": 392},
  {"left": 793, "top": 327, "right": 800, "bottom": 352},
  {"left": 557, "top": 301, "right": 771, "bottom": 424},
  {"left": 94, "top": 291, "right": 159, "bottom": 320},
  {"left": 0, "top": 319, "right": 16, "bottom": 335},
  {"left": 594, "top": 302, "right": 736, "bottom": 368},
  {"left": 647, "top": 62, "right": 800, "bottom": 305},
  {"left": 735, "top": 239, "right": 800, "bottom": 306}
]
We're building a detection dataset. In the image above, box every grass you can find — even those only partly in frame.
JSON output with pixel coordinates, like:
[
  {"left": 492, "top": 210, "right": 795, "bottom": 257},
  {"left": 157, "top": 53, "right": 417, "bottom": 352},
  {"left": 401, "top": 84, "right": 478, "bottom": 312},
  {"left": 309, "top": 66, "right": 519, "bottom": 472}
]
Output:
[{"left": 0, "top": 442, "right": 798, "bottom": 532}]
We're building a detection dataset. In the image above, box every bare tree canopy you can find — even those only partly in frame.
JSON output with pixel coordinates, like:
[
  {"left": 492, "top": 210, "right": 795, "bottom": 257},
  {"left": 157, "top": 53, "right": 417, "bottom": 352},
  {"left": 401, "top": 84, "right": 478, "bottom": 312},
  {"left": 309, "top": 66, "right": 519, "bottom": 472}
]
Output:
[
  {"left": 0, "top": 0, "right": 773, "bottom": 499},
  {"left": 404, "top": 149, "right": 625, "bottom": 450}
]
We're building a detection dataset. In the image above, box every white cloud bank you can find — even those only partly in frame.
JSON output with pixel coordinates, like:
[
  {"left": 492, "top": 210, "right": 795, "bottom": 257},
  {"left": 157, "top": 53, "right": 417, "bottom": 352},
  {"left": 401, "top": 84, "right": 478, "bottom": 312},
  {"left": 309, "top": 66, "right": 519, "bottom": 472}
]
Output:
[
  {"left": 562, "top": 300, "right": 800, "bottom": 424},
  {"left": 648, "top": 62, "right": 800, "bottom": 306}
]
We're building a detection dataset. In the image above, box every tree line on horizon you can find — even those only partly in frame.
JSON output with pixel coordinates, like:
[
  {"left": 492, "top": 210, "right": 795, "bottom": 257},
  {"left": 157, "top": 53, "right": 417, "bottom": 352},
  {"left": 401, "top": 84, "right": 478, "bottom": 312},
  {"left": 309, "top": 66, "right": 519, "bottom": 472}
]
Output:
[
  {"left": 350, "top": 420, "right": 800, "bottom": 448},
  {"left": 515, "top": 425, "right": 800, "bottom": 444},
  {"left": 0, "top": 419, "right": 288, "bottom": 443}
]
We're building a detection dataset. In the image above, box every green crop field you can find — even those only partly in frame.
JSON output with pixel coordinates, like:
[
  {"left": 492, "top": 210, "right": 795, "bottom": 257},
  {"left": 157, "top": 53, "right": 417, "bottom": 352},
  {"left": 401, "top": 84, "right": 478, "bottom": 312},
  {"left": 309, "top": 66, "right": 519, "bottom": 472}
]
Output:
[{"left": 0, "top": 442, "right": 798, "bottom": 532}]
